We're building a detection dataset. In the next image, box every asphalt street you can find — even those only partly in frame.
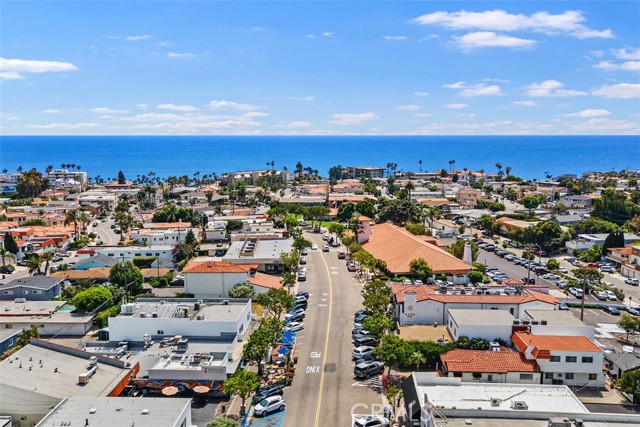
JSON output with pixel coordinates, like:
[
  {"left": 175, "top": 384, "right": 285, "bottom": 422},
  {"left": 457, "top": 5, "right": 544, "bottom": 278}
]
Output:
[{"left": 282, "top": 233, "right": 385, "bottom": 427}]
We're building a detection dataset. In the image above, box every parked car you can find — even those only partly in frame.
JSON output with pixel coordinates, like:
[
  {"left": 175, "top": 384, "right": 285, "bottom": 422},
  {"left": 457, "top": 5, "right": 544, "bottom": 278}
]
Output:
[
  {"left": 354, "top": 335, "right": 379, "bottom": 347},
  {"left": 353, "top": 415, "right": 390, "bottom": 427},
  {"left": 252, "top": 385, "right": 284, "bottom": 404},
  {"left": 311, "top": 244, "right": 318, "bottom": 250},
  {"left": 52, "top": 255, "right": 64, "bottom": 262},
  {"left": 413, "top": 279, "right": 424, "bottom": 285},
  {"left": 347, "top": 260, "right": 357, "bottom": 272},
  {"left": 627, "top": 306, "right": 640, "bottom": 316},
  {"left": 301, "top": 248, "right": 308, "bottom": 256},
  {"left": 322, "top": 245, "right": 330, "bottom": 252},
  {"left": 569, "top": 287, "right": 583, "bottom": 298},
  {"left": 594, "top": 291, "right": 608, "bottom": 301},
  {"left": 297, "top": 271, "right": 307, "bottom": 281},
  {"left": 542, "top": 273, "right": 560, "bottom": 280},
  {"left": 559, "top": 302, "right": 570, "bottom": 310},
  {"left": 286, "top": 308, "right": 306, "bottom": 318},
  {"left": 602, "top": 305, "right": 621, "bottom": 315},
  {"left": 294, "top": 294, "right": 308, "bottom": 304},
  {"left": 556, "top": 280, "right": 568, "bottom": 288},
  {"left": 352, "top": 330, "right": 372, "bottom": 341},
  {"left": 284, "top": 321, "right": 304, "bottom": 332},
  {"left": 338, "top": 251, "right": 346, "bottom": 259},
  {"left": 625, "top": 278, "right": 640, "bottom": 286},
  {"left": 0, "top": 265, "right": 15, "bottom": 274},
  {"left": 285, "top": 313, "right": 305, "bottom": 324},
  {"left": 354, "top": 361, "right": 384, "bottom": 379},
  {"left": 300, "top": 257, "right": 307, "bottom": 265},
  {"left": 253, "top": 395, "right": 285, "bottom": 417},
  {"left": 354, "top": 314, "right": 369, "bottom": 323},
  {"left": 352, "top": 345, "right": 374, "bottom": 360},
  {"left": 295, "top": 291, "right": 309, "bottom": 299},
  {"left": 605, "top": 290, "right": 618, "bottom": 301},
  {"left": 354, "top": 309, "right": 368, "bottom": 317}
]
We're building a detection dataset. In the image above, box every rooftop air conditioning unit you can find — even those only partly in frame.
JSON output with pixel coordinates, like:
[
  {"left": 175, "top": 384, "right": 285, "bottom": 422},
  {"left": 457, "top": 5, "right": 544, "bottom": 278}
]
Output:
[
  {"left": 151, "top": 312, "right": 158, "bottom": 318},
  {"left": 531, "top": 320, "right": 540, "bottom": 325},
  {"left": 511, "top": 401, "right": 528, "bottom": 410},
  {"left": 223, "top": 300, "right": 229, "bottom": 305},
  {"left": 513, "top": 320, "right": 521, "bottom": 325},
  {"left": 521, "top": 319, "right": 530, "bottom": 325},
  {"left": 139, "top": 312, "right": 147, "bottom": 318},
  {"left": 540, "top": 320, "right": 548, "bottom": 325}
]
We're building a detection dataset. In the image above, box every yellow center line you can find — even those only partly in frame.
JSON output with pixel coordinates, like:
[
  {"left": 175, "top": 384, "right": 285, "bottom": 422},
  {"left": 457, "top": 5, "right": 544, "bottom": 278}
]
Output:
[{"left": 314, "top": 250, "right": 334, "bottom": 427}]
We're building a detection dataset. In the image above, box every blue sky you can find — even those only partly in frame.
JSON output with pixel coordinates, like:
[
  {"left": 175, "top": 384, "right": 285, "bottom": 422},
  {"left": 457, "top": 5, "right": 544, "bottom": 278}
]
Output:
[{"left": 1, "top": 1, "right": 639, "bottom": 135}]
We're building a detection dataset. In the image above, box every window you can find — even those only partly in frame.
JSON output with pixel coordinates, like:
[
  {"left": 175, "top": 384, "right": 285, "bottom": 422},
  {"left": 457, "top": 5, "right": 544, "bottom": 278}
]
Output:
[
  {"left": 566, "top": 356, "right": 577, "bottom": 363},
  {"left": 472, "top": 373, "right": 482, "bottom": 380},
  {"left": 589, "top": 374, "right": 598, "bottom": 381},
  {"left": 2, "top": 291, "right": 12, "bottom": 295},
  {"left": 487, "top": 375, "right": 493, "bottom": 382},
  {"left": 453, "top": 372, "right": 462, "bottom": 378},
  {"left": 582, "top": 356, "right": 594, "bottom": 363},
  {"left": 519, "top": 374, "right": 534, "bottom": 380},
  {"left": 565, "top": 373, "right": 575, "bottom": 380},
  {"left": 32, "top": 290, "right": 41, "bottom": 294},
  {"left": 5, "top": 324, "right": 12, "bottom": 329},
  {"left": 545, "top": 373, "right": 553, "bottom": 379},
  {"left": 23, "top": 291, "right": 29, "bottom": 295},
  {"left": 550, "top": 356, "right": 561, "bottom": 362}
]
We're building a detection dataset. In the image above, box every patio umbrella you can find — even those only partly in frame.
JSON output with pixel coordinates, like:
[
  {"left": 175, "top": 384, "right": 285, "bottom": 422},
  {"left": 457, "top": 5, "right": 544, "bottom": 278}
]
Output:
[
  {"left": 162, "top": 386, "right": 179, "bottom": 396},
  {"left": 193, "top": 385, "right": 210, "bottom": 394},
  {"left": 277, "top": 346, "right": 291, "bottom": 355}
]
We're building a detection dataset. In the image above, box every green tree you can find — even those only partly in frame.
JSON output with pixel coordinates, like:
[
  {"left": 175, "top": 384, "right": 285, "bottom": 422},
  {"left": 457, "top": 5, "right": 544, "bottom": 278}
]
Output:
[
  {"left": 228, "top": 283, "right": 255, "bottom": 298},
  {"left": 117, "top": 170, "right": 126, "bottom": 184},
  {"left": 356, "top": 200, "right": 376, "bottom": 219},
  {"left": 16, "top": 168, "right": 48, "bottom": 198},
  {"left": 94, "top": 305, "right": 121, "bottom": 328},
  {"left": 385, "top": 385, "right": 403, "bottom": 418},
  {"left": 26, "top": 254, "right": 43, "bottom": 275},
  {"left": 280, "top": 251, "right": 301, "bottom": 273},
  {"left": 3, "top": 232, "right": 18, "bottom": 254},
  {"left": 361, "top": 279, "right": 392, "bottom": 315},
  {"left": 619, "top": 370, "right": 640, "bottom": 402},
  {"left": 522, "top": 195, "right": 541, "bottom": 216},
  {"left": 448, "top": 240, "right": 478, "bottom": 262},
  {"left": 336, "top": 202, "right": 357, "bottom": 222},
  {"left": 618, "top": 314, "right": 640, "bottom": 341},
  {"left": 602, "top": 231, "right": 625, "bottom": 256},
  {"left": 256, "top": 288, "right": 295, "bottom": 319},
  {"left": 41, "top": 251, "right": 54, "bottom": 275},
  {"left": 16, "top": 325, "right": 40, "bottom": 348},
  {"left": 280, "top": 272, "right": 297, "bottom": 291},
  {"left": 409, "top": 257, "right": 433, "bottom": 282},
  {"left": 468, "top": 270, "right": 484, "bottom": 284},
  {"left": 64, "top": 210, "right": 80, "bottom": 238},
  {"left": 223, "top": 370, "right": 260, "bottom": 415},
  {"left": 207, "top": 418, "right": 240, "bottom": 427},
  {"left": 546, "top": 259, "right": 560, "bottom": 271},
  {"left": 362, "top": 313, "right": 394, "bottom": 339},
  {"left": 242, "top": 328, "right": 270, "bottom": 376},
  {"left": 72, "top": 286, "right": 113, "bottom": 312},
  {"left": 408, "top": 351, "right": 427, "bottom": 371},
  {"left": 185, "top": 229, "right": 197, "bottom": 246},
  {"left": 109, "top": 261, "right": 144, "bottom": 296},
  {"left": 292, "top": 236, "right": 312, "bottom": 253},
  {"left": 373, "top": 334, "right": 410, "bottom": 375},
  {"left": 405, "top": 223, "right": 427, "bottom": 235},
  {"left": 22, "top": 218, "right": 47, "bottom": 226}
]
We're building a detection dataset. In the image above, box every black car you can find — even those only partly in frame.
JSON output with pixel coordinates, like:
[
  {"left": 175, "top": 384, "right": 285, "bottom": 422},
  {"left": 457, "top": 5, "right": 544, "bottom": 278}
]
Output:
[
  {"left": 0, "top": 265, "right": 15, "bottom": 274},
  {"left": 353, "top": 335, "right": 379, "bottom": 347},
  {"left": 252, "top": 385, "right": 284, "bottom": 404},
  {"left": 295, "top": 291, "right": 309, "bottom": 298},
  {"left": 286, "top": 312, "right": 305, "bottom": 324}
]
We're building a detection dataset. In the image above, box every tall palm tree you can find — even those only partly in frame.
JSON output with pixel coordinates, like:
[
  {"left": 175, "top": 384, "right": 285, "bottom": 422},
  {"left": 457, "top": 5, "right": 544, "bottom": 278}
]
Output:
[
  {"left": 41, "top": 251, "right": 54, "bottom": 275},
  {"left": 17, "top": 166, "right": 23, "bottom": 173},
  {"left": 0, "top": 247, "right": 7, "bottom": 267},
  {"left": 505, "top": 166, "right": 512, "bottom": 177},
  {"left": 77, "top": 210, "right": 90, "bottom": 235},
  {"left": 64, "top": 210, "right": 80, "bottom": 238},
  {"left": 45, "top": 165, "right": 53, "bottom": 174},
  {"left": 405, "top": 181, "right": 415, "bottom": 202},
  {"left": 26, "top": 254, "right": 43, "bottom": 275},
  {"left": 418, "top": 160, "right": 423, "bottom": 172}
]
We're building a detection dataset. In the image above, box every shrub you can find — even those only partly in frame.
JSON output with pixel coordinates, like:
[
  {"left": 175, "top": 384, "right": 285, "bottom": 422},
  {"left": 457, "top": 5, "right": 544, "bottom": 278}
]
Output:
[{"left": 94, "top": 305, "right": 120, "bottom": 328}]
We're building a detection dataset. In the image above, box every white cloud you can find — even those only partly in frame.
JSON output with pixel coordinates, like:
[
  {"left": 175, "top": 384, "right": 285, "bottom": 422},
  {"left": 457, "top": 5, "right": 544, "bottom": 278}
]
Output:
[
  {"left": 0, "top": 71, "right": 24, "bottom": 80},
  {"left": 322, "top": 32, "right": 334, "bottom": 37},
  {"left": 592, "top": 83, "right": 640, "bottom": 99},
  {"left": 415, "top": 113, "right": 433, "bottom": 118},
  {"left": 0, "top": 57, "right": 78, "bottom": 79},
  {"left": 136, "top": 104, "right": 149, "bottom": 110},
  {"left": 457, "top": 113, "right": 476, "bottom": 118},
  {"left": 26, "top": 122, "right": 103, "bottom": 130},
  {"left": 0, "top": 113, "right": 20, "bottom": 121},
  {"left": 281, "top": 121, "right": 313, "bottom": 129},
  {"left": 88, "top": 107, "right": 129, "bottom": 114},
  {"left": 563, "top": 109, "right": 611, "bottom": 118},
  {"left": 567, "top": 118, "right": 639, "bottom": 133},
  {"left": 594, "top": 60, "right": 640, "bottom": 71},
  {"left": 612, "top": 47, "right": 640, "bottom": 60},
  {"left": 513, "top": 101, "right": 538, "bottom": 107},
  {"left": 384, "top": 36, "right": 408, "bottom": 41},
  {"left": 208, "top": 100, "right": 257, "bottom": 111},
  {"left": 241, "top": 112, "right": 269, "bottom": 119},
  {"left": 397, "top": 105, "right": 421, "bottom": 111},
  {"left": 444, "top": 103, "right": 468, "bottom": 109},
  {"left": 412, "top": 10, "right": 613, "bottom": 39},
  {"left": 525, "top": 80, "right": 587, "bottom": 97},
  {"left": 414, "top": 91, "right": 430, "bottom": 97},
  {"left": 157, "top": 103, "right": 198, "bottom": 112},
  {"left": 42, "top": 109, "right": 61, "bottom": 114},
  {"left": 289, "top": 96, "right": 315, "bottom": 101},
  {"left": 453, "top": 32, "right": 536, "bottom": 50},
  {"left": 483, "top": 78, "right": 510, "bottom": 82},
  {"left": 443, "top": 81, "right": 504, "bottom": 97},
  {"left": 168, "top": 52, "right": 195, "bottom": 58},
  {"left": 329, "top": 112, "right": 379, "bottom": 125},
  {"left": 306, "top": 34, "right": 316, "bottom": 39},
  {"left": 126, "top": 35, "right": 152, "bottom": 41}
]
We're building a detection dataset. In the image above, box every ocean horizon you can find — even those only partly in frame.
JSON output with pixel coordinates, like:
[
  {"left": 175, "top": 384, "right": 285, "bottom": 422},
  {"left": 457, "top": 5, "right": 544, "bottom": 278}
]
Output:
[{"left": 1, "top": 135, "right": 638, "bottom": 181}]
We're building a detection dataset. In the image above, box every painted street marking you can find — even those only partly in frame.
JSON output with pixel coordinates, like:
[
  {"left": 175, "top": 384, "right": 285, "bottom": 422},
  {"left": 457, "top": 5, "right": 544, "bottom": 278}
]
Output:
[
  {"left": 306, "top": 365, "right": 321, "bottom": 374},
  {"left": 329, "top": 266, "right": 338, "bottom": 270},
  {"left": 322, "top": 292, "right": 328, "bottom": 296},
  {"left": 331, "top": 271, "right": 339, "bottom": 275},
  {"left": 351, "top": 376, "right": 382, "bottom": 389},
  {"left": 321, "top": 298, "right": 327, "bottom": 302},
  {"left": 310, "top": 351, "right": 322, "bottom": 358},
  {"left": 317, "top": 304, "right": 328, "bottom": 307}
]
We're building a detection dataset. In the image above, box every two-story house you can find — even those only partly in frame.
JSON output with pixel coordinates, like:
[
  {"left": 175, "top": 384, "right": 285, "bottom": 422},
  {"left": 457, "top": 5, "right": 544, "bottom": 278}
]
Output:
[{"left": 512, "top": 331, "right": 604, "bottom": 387}]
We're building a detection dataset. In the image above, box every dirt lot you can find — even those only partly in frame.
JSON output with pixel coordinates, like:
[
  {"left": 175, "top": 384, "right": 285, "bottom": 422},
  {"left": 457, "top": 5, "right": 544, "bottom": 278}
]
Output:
[{"left": 398, "top": 325, "right": 453, "bottom": 343}]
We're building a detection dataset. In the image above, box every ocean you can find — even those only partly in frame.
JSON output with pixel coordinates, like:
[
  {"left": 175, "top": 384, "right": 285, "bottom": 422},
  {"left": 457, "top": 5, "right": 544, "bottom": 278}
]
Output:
[{"left": 0, "top": 135, "right": 638, "bottom": 181}]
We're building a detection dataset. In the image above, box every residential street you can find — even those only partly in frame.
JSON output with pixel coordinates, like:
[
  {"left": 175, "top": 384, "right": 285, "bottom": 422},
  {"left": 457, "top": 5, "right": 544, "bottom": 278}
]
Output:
[{"left": 282, "top": 233, "right": 385, "bottom": 427}]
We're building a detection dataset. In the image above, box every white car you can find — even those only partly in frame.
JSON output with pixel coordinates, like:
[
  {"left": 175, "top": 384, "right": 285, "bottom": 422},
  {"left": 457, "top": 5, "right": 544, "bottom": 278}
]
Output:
[
  {"left": 311, "top": 244, "right": 318, "bottom": 250},
  {"left": 625, "top": 278, "right": 640, "bottom": 286},
  {"left": 352, "top": 345, "right": 374, "bottom": 360},
  {"left": 284, "top": 321, "right": 304, "bottom": 332},
  {"left": 542, "top": 273, "right": 560, "bottom": 280},
  {"left": 558, "top": 268, "right": 568, "bottom": 274},
  {"left": 605, "top": 290, "right": 618, "bottom": 301},
  {"left": 353, "top": 415, "right": 390, "bottom": 427},
  {"left": 594, "top": 291, "right": 608, "bottom": 301},
  {"left": 322, "top": 245, "right": 330, "bottom": 252},
  {"left": 556, "top": 280, "right": 568, "bottom": 288},
  {"left": 253, "top": 395, "right": 285, "bottom": 417}
]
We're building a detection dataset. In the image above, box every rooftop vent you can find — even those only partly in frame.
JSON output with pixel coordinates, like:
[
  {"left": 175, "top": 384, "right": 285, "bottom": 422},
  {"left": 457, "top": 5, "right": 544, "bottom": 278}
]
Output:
[
  {"left": 89, "top": 408, "right": 97, "bottom": 414},
  {"left": 513, "top": 320, "right": 520, "bottom": 325},
  {"left": 511, "top": 401, "right": 528, "bottom": 410},
  {"left": 540, "top": 320, "right": 548, "bottom": 325},
  {"left": 141, "top": 409, "right": 149, "bottom": 415}
]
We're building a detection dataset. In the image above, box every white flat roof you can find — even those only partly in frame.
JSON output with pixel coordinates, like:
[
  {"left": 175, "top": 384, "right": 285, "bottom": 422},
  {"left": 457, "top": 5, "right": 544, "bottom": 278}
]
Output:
[
  {"left": 412, "top": 373, "right": 588, "bottom": 414},
  {"left": 448, "top": 309, "right": 515, "bottom": 325},
  {"left": 525, "top": 309, "right": 587, "bottom": 326},
  {"left": 36, "top": 396, "right": 190, "bottom": 427}
]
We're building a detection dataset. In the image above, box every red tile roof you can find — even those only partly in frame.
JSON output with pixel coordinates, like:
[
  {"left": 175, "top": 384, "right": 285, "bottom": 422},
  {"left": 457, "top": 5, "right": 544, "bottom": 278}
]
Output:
[
  {"left": 512, "top": 332, "right": 601, "bottom": 357},
  {"left": 361, "top": 223, "right": 474, "bottom": 275},
  {"left": 392, "top": 285, "right": 558, "bottom": 306},
  {"left": 441, "top": 349, "right": 539, "bottom": 373},
  {"left": 248, "top": 272, "right": 283, "bottom": 290},
  {"left": 610, "top": 247, "right": 632, "bottom": 255},
  {"left": 183, "top": 260, "right": 255, "bottom": 274}
]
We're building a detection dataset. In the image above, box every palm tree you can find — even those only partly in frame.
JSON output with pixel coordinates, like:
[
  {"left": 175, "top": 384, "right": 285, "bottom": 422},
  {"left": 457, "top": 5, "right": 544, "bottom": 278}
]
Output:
[
  {"left": 17, "top": 166, "right": 23, "bottom": 174},
  {"left": 270, "top": 160, "right": 275, "bottom": 170},
  {"left": 26, "top": 254, "right": 43, "bottom": 275},
  {"left": 418, "top": 160, "right": 423, "bottom": 172},
  {"left": 45, "top": 165, "right": 53, "bottom": 174},
  {"left": 505, "top": 166, "right": 512, "bottom": 177},
  {"left": 41, "top": 251, "right": 54, "bottom": 275},
  {"left": 405, "top": 181, "right": 415, "bottom": 202},
  {"left": 0, "top": 247, "right": 7, "bottom": 267},
  {"left": 64, "top": 210, "right": 80, "bottom": 239},
  {"left": 408, "top": 351, "right": 426, "bottom": 371},
  {"left": 77, "top": 210, "right": 90, "bottom": 235}
]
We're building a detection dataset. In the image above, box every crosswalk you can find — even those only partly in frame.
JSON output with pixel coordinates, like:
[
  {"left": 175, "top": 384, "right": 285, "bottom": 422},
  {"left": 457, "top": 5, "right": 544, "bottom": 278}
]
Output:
[{"left": 351, "top": 375, "right": 383, "bottom": 390}]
